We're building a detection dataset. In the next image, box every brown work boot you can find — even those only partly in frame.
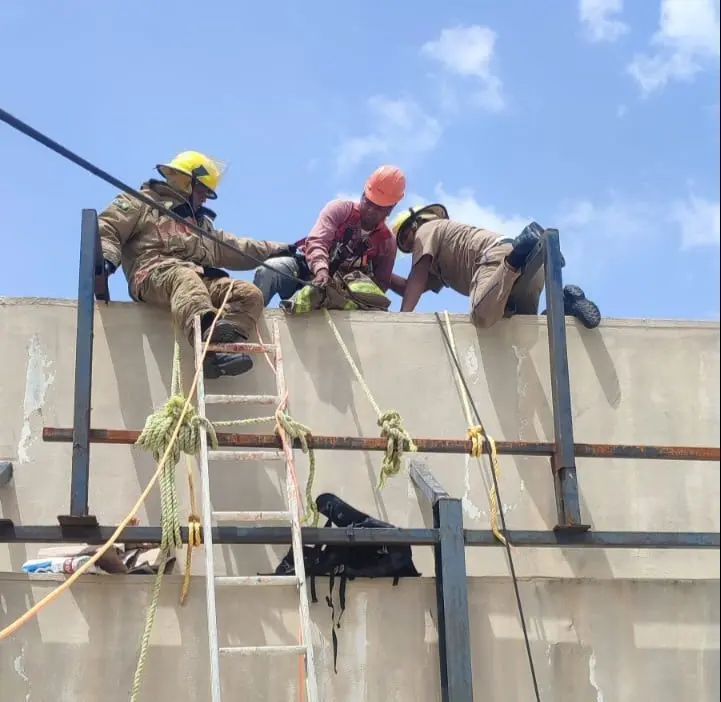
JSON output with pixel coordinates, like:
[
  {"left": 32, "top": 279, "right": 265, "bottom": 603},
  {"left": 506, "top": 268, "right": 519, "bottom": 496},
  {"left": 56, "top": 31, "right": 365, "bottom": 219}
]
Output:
[{"left": 201, "top": 319, "right": 254, "bottom": 379}]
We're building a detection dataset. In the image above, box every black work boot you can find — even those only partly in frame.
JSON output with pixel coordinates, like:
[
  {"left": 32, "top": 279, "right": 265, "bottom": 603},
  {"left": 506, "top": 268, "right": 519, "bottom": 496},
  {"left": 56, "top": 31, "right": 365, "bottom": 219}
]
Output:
[
  {"left": 201, "top": 319, "right": 254, "bottom": 379},
  {"left": 541, "top": 285, "right": 601, "bottom": 329},
  {"left": 562, "top": 285, "right": 601, "bottom": 329}
]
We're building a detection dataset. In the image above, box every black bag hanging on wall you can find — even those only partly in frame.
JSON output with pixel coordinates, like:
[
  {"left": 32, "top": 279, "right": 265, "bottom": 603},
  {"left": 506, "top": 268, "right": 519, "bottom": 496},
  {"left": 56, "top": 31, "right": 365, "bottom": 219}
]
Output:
[{"left": 271, "top": 492, "right": 421, "bottom": 672}]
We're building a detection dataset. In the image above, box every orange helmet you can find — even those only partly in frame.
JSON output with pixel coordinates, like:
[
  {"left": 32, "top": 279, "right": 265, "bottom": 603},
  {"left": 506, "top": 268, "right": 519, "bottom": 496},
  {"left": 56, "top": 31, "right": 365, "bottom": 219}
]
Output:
[{"left": 364, "top": 165, "right": 406, "bottom": 207}]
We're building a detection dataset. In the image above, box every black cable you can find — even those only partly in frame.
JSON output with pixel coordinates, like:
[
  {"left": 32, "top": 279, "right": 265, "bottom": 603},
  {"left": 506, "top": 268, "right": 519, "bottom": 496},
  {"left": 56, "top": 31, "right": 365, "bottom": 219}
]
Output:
[
  {"left": 0, "top": 107, "right": 318, "bottom": 290},
  {"left": 435, "top": 312, "right": 542, "bottom": 702}
]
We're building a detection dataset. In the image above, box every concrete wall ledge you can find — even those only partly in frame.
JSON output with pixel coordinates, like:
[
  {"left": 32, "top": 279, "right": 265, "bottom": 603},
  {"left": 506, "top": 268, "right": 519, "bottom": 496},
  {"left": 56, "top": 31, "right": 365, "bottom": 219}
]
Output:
[{"left": 2, "top": 571, "right": 721, "bottom": 586}]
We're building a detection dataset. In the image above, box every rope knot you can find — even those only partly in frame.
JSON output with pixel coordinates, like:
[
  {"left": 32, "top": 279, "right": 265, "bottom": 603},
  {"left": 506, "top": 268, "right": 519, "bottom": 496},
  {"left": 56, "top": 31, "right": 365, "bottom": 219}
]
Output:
[
  {"left": 377, "top": 410, "right": 417, "bottom": 489},
  {"left": 466, "top": 423, "right": 507, "bottom": 547},
  {"left": 136, "top": 394, "right": 218, "bottom": 465},
  {"left": 468, "top": 425, "right": 484, "bottom": 458}
]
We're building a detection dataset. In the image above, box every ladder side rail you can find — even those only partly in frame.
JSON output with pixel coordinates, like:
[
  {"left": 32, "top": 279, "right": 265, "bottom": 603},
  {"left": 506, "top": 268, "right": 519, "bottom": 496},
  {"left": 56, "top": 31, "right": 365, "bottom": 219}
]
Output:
[
  {"left": 193, "top": 315, "right": 223, "bottom": 702},
  {"left": 272, "top": 320, "right": 320, "bottom": 702}
]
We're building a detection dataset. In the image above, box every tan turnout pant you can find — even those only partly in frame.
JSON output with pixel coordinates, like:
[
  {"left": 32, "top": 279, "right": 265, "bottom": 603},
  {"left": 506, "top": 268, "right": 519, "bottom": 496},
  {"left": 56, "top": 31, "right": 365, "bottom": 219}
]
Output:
[
  {"left": 137, "top": 265, "right": 264, "bottom": 342},
  {"left": 469, "top": 243, "right": 545, "bottom": 328}
]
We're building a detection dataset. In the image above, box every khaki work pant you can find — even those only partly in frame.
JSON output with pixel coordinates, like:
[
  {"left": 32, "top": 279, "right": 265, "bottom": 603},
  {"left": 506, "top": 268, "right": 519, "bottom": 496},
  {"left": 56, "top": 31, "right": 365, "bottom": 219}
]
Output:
[
  {"left": 137, "top": 265, "right": 264, "bottom": 342},
  {"left": 469, "top": 243, "right": 545, "bottom": 328}
]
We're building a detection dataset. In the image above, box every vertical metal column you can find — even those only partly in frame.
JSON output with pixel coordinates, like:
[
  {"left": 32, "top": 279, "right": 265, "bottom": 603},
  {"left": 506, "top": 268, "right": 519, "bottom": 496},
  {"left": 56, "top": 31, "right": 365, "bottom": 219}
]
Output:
[
  {"left": 59, "top": 209, "right": 101, "bottom": 526},
  {"left": 543, "top": 229, "right": 588, "bottom": 531},
  {"left": 411, "top": 460, "right": 474, "bottom": 701}
]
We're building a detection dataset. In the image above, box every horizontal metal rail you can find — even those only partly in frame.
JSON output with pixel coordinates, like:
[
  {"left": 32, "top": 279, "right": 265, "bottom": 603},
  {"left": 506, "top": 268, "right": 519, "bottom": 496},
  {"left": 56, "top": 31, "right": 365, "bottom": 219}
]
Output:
[
  {"left": 42, "top": 427, "right": 721, "bottom": 462},
  {"left": 0, "top": 524, "right": 717, "bottom": 548}
]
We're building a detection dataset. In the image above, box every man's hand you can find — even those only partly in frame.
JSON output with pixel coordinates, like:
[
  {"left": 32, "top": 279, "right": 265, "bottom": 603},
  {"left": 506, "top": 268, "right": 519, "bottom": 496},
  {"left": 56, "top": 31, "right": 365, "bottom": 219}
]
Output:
[
  {"left": 266, "top": 243, "right": 299, "bottom": 260},
  {"left": 311, "top": 268, "right": 331, "bottom": 287},
  {"left": 104, "top": 260, "right": 117, "bottom": 276}
]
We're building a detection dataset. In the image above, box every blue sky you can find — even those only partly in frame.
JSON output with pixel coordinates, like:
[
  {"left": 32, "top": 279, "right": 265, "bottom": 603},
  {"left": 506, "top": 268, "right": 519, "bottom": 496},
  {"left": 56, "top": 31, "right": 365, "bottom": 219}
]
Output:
[{"left": 1, "top": 0, "right": 719, "bottom": 319}]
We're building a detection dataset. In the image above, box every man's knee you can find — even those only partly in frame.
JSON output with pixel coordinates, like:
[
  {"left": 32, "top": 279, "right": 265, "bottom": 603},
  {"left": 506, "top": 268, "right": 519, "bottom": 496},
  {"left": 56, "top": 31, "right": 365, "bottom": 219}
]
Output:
[
  {"left": 470, "top": 304, "right": 497, "bottom": 329},
  {"left": 232, "top": 280, "right": 264, "bottom": 310},
  {"left": 254, "top": 256, "right": 294, "bottom": 282},
  {"left": 254, "top": 257, "right": 303, "bottom": 304},
  {"left": 217, "top": 279, "right": 264, "bottom": 318}
]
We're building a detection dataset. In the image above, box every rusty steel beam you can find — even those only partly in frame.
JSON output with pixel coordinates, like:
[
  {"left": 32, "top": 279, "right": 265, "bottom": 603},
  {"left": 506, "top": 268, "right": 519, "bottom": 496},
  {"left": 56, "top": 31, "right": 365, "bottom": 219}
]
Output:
[{"left": 42, "top": 427, "right": 720, "bottom": 462}]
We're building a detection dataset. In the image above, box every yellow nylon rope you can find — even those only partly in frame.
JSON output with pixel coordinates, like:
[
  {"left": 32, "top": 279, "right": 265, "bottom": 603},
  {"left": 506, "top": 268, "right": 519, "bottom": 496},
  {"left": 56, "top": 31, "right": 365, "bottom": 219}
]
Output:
[
  {"left": 443, "top": 311, "right": 507, "bottom": 546},
  {"left": 322, "top": 308, "right": 417, "bottom": 487}
]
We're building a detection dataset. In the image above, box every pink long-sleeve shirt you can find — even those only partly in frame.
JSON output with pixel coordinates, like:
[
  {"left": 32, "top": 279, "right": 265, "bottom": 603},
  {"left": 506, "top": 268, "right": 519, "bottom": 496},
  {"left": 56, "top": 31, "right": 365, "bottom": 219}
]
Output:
[{"left": 299, "top": 199, "right": 397, "bottom": 291}]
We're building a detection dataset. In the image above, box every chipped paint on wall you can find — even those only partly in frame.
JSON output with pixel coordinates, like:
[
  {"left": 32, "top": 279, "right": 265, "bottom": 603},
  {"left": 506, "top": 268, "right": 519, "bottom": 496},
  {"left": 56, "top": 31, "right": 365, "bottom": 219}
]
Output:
[
  {"left": 13, "top": 643, "right": 31, "bottom": 702},
  {"left": 463, "top": 343, "right": 479, "bottom": 385},
  {"left": 461, "top": 453, "right": 483, "bottom": 521},
  {"left": 587, "top": 650, "right": 606, "bottom": 702},
  {"left": 17, "top": 334, "right": 55, "bottom": 465},
  {"left": 462, "top": 451, "right": 526, "bottom": 522}
]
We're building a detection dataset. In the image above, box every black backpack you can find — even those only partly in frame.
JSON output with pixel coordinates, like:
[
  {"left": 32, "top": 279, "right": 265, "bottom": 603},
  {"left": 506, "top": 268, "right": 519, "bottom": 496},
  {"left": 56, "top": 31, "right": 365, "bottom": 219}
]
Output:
[{"left": 270, "top": 492, "right": 421, "bottom": 672}]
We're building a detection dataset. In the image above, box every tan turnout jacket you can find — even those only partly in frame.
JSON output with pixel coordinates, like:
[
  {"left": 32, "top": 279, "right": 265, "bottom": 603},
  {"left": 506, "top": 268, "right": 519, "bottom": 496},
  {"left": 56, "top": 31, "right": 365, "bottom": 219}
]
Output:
[{"left": 98, "top": 179, "right": 286, "bottom": 299}]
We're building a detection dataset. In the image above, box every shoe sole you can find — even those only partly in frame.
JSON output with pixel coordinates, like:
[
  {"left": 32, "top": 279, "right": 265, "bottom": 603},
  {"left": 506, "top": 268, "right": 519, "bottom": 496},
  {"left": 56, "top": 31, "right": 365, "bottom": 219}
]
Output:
[
  {"left": 563, "top": 285, "right": 601, "bottom": 329},
  {"left": 202, "top": 321, "right": 254, "bottom": 379}
]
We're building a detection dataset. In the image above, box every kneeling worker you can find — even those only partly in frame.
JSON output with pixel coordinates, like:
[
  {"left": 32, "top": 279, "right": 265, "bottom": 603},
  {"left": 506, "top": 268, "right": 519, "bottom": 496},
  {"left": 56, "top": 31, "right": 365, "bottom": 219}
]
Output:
[
  {"left": 99, "top": 150, "right": 294, "bottom": 378},
  {"left": 389, "top": 205, "right": 601, "bottom": 328},
  {"left": 253, "top": 165, "right": 406, "bottom": 305}
]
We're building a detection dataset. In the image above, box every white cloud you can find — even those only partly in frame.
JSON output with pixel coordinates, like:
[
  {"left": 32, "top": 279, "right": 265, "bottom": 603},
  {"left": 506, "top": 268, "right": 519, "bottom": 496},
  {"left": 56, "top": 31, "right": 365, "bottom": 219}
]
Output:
[
  {"left": 553, "top": 196, "right": 659, "bottom": 281},
  {"left": 558, "top": 191, "right": 720, "bottom": 253},
  {"left": 580, "top": 0, "right": 629, "bottom": 43},
  {"left": 335, "top": 96, "right": 442, "bottom": 173},
  {"left": 627, "top": 0, "right": 720, "bottom": 95},
  {"left": 557, "top": 196, "right": 653, "bottom": 240},
  {"left": 421, "top": 25, "right": 505, "bottom": 112},
  {"left": 434, "top": 184, "right": 530, "bottom": 236},
  {"left": 672, "top": 194, "right": 721, "bottom": 248}
]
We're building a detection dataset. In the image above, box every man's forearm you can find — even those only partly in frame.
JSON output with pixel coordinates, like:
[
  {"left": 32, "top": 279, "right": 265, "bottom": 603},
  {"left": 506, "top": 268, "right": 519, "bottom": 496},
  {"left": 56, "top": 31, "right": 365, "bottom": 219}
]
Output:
[
  {"left": 389, "top": 273, "right": 407, "bottom": 297},
  {"left": 400, "top": 258, "right": 431, "bottom": 312}
]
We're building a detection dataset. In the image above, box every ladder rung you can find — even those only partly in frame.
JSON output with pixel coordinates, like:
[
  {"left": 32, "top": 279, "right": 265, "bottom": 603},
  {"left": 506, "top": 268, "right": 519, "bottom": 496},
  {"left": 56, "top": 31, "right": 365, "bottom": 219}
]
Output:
[
  {"left": 205, "top": 394, "right": 279, "bottom": 405},
  {"left": 208, "top": 342, "right": 278, "bottom": 355},
  {"left": 208, "top": 450, "right": 284, "bottom": 462},
  {"left": 215, "top": 575, "right": 299, "bottom": 587},
  {"left": 213, "top": 510, "right": 291, "bottom": 522},
  {"left": 220, "top": 645, "right": 307, "bottom": 656}
]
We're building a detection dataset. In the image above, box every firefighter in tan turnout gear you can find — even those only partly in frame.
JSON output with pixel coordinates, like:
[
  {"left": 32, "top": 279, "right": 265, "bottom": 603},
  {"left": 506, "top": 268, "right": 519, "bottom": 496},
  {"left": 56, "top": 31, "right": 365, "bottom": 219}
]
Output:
[
  {"left": 98, "top": 151, "right": 293, "bottom": 378},
  {"left": 390, "top": 204, "right": 601, "bottom": 329}
]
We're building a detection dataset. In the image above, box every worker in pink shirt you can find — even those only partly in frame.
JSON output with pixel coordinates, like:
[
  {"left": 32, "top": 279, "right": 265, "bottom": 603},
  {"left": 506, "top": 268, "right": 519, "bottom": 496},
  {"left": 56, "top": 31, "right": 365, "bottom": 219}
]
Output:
[{"left": 253, "top": 165, "right": 406, "bottom": 305}]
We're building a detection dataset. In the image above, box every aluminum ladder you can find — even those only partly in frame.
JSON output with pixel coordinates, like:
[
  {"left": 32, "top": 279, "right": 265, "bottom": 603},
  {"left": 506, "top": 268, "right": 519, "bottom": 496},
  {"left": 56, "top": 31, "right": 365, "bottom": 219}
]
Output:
[{"left": 192, "top": 315, "right": 319, "bottom": 702}]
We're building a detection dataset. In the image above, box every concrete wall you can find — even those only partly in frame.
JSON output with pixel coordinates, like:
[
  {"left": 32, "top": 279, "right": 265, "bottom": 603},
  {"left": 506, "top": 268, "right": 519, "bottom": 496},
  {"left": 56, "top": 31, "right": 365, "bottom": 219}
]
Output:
[
  {"left": 0, "top": 298, "right": 719, "bottom": 700},
  {"left": 1, "top": 574, "right": 718, "bottom": 701}
]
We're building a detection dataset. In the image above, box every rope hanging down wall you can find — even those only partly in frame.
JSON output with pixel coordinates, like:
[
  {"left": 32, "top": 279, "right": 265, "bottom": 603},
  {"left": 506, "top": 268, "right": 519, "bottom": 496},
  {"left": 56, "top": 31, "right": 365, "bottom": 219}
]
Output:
[
  {"left": 322, "top": 309, "right": 417, "bottom": 487},
  {"left": 436, "top": 312, "right": 542, "bottom": 702}
]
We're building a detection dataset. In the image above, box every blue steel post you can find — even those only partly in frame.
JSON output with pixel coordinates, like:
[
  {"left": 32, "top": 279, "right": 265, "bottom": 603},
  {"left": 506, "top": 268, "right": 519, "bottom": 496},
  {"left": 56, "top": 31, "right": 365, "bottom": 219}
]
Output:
[
  {"left": 543, "top": 229, "right": 588, "bottom": 530},
  {"left": 434, "top": 498, "right": 474, "bottom": 702},
  {"left": 61, "top": 209, "right": 101, "bottom": 526},
  {"left": 410, "top": 459, "right": 474, "bottom": 702}
]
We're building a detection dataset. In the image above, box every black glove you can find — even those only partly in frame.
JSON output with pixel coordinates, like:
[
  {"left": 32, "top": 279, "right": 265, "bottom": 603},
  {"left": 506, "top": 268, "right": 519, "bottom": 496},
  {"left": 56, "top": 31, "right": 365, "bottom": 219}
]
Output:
[
  {"left": 266, "top": 244, "right": 299, "bottom": 260},
  {"left": 103, "top": 260, "right": 117, "bottom": 276}
]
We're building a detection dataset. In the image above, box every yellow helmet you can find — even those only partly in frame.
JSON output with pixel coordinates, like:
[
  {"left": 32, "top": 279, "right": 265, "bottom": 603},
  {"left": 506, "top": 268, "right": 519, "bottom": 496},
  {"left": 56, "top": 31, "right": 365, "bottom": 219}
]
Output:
[
  {"left": 156, "top": 150, "right": 226, "bottom": 200},
  {"left": 391, "top": 203, "right": 449, "bottom": 237}
]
